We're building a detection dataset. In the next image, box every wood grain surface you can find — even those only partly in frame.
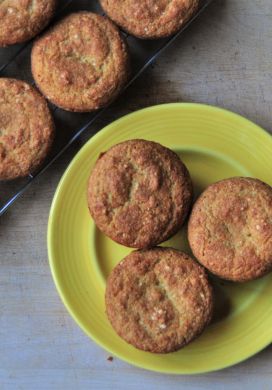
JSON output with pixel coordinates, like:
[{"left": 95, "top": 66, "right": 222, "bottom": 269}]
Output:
[{"left": 1, "top": 0, "right": 272, "bottom": 389}]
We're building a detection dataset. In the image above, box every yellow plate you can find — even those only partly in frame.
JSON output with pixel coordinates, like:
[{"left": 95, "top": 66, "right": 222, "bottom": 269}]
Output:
[{"left": 48, "top": 103, "right": 272, "bottom": 374}]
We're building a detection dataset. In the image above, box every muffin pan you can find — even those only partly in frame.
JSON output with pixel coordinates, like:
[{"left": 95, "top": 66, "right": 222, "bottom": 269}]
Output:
[{"left": 0, "top": 0, "right": 213, "bottom": 215}]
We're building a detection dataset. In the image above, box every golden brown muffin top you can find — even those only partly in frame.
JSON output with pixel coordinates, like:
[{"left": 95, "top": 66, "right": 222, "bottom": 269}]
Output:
[
  {"left": 100, "top": 0, "right": 199, "bottom": 39},
  {"left": 0, "top": 78, "right": 54, "bottom": 180},
  {"left": 106, "top": 248, "right": 213, "bottom": 353},
  {"left": 88, "top": 140, "right": 193, "bottom": 248},
  {"left": 0, "top": 0, "right": 56, "bottom": 47},
  {"left": 188, "top": 177, "right": 272, "bottom": 282},
  {"left": 31, "top": 12, "right": 130, "bottom": 112}
]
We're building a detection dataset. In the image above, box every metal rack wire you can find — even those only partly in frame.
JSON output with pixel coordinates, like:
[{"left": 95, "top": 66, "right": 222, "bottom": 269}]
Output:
[{"left": 0, "top": 0, "right": 214, "bottom": 215}]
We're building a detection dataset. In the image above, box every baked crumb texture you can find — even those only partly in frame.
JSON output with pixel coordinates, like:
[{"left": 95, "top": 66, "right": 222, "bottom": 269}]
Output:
[
  {"left": 100, "top": 0, "right": 199, "bottom": 39},
  {"left": 0, "top": 0, "right": 57, "bottom": 47},
  {"left": 0, "top": 78, "right": 54, "bottom": 180},
  {"left": 31, "top": 12, "right": 130, "bottom": 112},
  {"left": 106, "top": 247, "right": 213, "bottom": 353},
  {"left": 88, "top": 140, "right": 193, "bottom": 248},
  {"left": 188, "top": 177, "right": 272, "bottom": 282}
]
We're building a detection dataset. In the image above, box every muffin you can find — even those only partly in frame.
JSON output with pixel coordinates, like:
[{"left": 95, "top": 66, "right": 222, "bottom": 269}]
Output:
[
  {"left": 106, "top": 247, "right": 213, "bottom": 353},
  {"left": 188, "top": 177, "right": 272, "bottom": 282},
  {"left": 0, "top": 0, "right": 56, "bottom": 47},
  {"left": 31, "top": 12, "right": 130, "bottom": 112},
  {"left": 87, "top": 139, "right": 193, "bottom": 248},
  {"left": 99, "top": 0, "right": 199, "bottom": 39},
  {"left": 0, "top": 78, "right": 54, "bottom": 180}
]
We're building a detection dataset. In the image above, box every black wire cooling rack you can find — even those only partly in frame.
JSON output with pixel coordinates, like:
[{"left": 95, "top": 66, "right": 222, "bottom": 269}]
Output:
[{"left": 0, "top": 0, "right": 214, "bottom": 215}]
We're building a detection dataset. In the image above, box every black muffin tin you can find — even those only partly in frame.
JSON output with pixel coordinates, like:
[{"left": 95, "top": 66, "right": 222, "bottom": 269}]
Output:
[{"left": 0, "top": 0, "right": 213, "bottom": 215}]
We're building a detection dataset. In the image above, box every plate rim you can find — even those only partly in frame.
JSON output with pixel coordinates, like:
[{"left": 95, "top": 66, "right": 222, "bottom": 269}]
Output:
[{"left": 47, "top": 102, "right": 272, "bottom": 374}]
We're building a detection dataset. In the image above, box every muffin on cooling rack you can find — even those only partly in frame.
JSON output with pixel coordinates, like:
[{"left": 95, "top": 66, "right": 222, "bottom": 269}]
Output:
[
  {"left": 0, "top": 78, "right": 54, "bottom": 180},
  {"left": 106, "top": 247, "right": 213, "bottom": 353},
  {"left": 31, "top": 12, "right": 130, "bottom": 112},
  {"left": 99, "top": 0, "right": 199, "bottom": 39},
  {"left": 87, "top": 139, "right": 193, "bottom": 248},
  {"left": 188, "top": 177, "right": 272, "bottom": 282},
  {"left": 0, "top": 0, "right": 57, "bottom": 47}
]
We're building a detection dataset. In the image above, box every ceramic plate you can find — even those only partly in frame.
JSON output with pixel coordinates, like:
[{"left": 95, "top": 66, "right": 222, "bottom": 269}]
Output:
[{"left": 48, "top": 103, "right": 272, "bottom": 374}]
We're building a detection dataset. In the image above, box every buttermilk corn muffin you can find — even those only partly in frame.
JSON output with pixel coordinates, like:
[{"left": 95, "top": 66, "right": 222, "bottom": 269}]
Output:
[
  {"left": 0, "top": 78, "right": 54, "bottom": 180},
  {"left": 31, "top": 12, "right": 130, "bottom": 112},
  {"left": 0, "top": 0, "right": 56, "bottom": 47},
  {"left": 105, "top": 248, "right": 213, "bottom": 353},
  {"left": 99, "top": 0, "right": 199, "bottom": 39},
  {"left": 188, "top": 177, "right": 272, "bottom": 282},
  {"left": 87, "top": 139, "right": 193, "bottom": 248}
]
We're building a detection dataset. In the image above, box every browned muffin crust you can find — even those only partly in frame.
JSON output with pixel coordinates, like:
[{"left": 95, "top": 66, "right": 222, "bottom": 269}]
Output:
[
  {"left": 31, "top": 12, "right": 130, "bottom": 112},
  {"left": 100, "top": 0, "right": 199, "bottom": 39},
  {"left": 106, "top": 248, "right": 213, "bottom": 353},
  {"left": 188, "top": 177, "right": 272, "bottom": 282},
  {"left": 88, "top": 140, "right": 193, "bottom": 248},
  {"left": 0, "top": 0, "right": 56, "bottom": 47},
  {"left": 0, "top": 78, "right": 54, "bottom": 180}
]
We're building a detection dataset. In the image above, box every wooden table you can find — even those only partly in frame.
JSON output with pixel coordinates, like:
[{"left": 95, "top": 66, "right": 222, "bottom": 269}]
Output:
[{"left": 1, "top": 1, "right": 272, "bottom": 388}]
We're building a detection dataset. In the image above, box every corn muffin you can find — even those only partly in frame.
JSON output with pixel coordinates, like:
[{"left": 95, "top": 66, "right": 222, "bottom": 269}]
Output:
[
  {"left": 0, "top": 0, "right": 56, "bottom": 47},
  {"left": 188, "top": 177, "right": 272, "bottom": 282},
  {"left": 100, "top": 0, "right": 199, "bottom": 39},
  {"left": 0, "top": 78, "right": 54, "bottom": 180},
  {"left": 87, "top": 139, "right": 193, "bottom": 248},
  {"left": 106, "top": 247, "right": 213, "bottom": 353},
  {"left": 31, "top": 12, "right": 130, "bottom": 112}
]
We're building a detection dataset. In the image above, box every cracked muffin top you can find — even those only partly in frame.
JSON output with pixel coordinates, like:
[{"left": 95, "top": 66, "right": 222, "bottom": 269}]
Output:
[
  {"left": 31, "top": 12, "right": 130, "bottom": 112},
  {"left": 100, "top": 0, "right": 199, "bottom": 39},
  {"left": 87, "top": 139, "right": 193, "bottom": 248},
  {"left": 105, "top": 247, "right": 213, "bottom": 353},
  {"left": 188, "top": 177, "right": 272, "bottom": 282},
  {"left": 0, "top": 0, "right": 56, "bottom": 47},
  {"left": 0, "top": 78, "right": 54, "bottom": 180}
]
